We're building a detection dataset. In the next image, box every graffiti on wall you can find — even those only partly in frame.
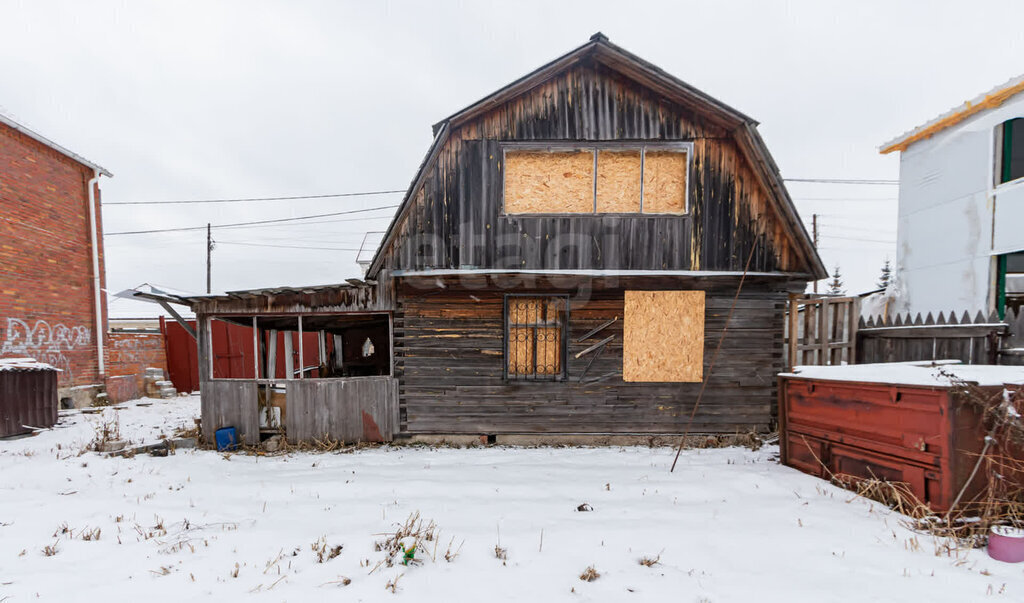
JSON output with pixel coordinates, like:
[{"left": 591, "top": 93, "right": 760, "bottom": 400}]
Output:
[
  {"left": 111, "top": 337, "right": 160, "bottom": 367},
  {"left": 0, "top": 318, "right": 92, "bottom": 381}
]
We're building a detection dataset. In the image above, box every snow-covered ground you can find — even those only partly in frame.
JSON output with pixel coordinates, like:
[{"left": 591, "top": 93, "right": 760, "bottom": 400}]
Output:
[{"left": 2, "top": 395, "right": 1023, "bottom": 602}]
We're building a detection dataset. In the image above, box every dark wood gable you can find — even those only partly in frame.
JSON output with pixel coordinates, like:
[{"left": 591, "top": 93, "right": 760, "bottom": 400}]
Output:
[{"left": 372, "top": 37, "right": 823, "bottom": 279}]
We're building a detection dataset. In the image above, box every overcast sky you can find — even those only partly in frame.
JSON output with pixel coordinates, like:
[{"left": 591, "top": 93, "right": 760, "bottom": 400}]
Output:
[{"left": 3, "top": 1, "right": 1023, "bottom": 316}]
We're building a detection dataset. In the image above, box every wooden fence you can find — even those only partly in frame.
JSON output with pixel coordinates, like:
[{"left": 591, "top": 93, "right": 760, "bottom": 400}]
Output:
[
  {"left": 857, "top": 308, "right": 1024, "bottom": 365},
  {"left": 786, "top": 295, "right": 860, "bottom": 369},
  {"left": 786, "top": 299, "right": 1024, "bottom": 367}
]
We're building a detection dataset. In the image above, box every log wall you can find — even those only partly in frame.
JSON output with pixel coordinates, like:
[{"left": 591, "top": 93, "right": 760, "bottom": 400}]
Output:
[{"left": 395, "top": 278, "right": 791, "bottom": 435}]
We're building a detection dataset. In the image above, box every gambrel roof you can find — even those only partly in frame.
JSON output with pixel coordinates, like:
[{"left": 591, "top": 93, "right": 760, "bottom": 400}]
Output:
[{"left": 368, "top": 33, "right": 825, "bottom": 280}]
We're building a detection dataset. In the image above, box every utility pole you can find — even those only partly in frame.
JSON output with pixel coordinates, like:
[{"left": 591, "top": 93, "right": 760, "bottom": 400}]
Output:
[
  {"left": 206, "top": 223, "right": 212, "bottom": 294},
  {"left": 812, "top": 213, "right": 819, "bottom": 294}
]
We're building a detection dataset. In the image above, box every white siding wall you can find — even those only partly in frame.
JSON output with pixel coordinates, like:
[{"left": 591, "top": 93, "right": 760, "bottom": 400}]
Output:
[{"left": 893, "top": 93, "right": 1024, "bottom": 318}]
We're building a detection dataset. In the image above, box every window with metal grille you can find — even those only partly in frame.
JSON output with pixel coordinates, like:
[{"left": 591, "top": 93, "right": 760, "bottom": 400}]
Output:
[{"left": 505, "top": 295, "right": 567, "bottom": 380}]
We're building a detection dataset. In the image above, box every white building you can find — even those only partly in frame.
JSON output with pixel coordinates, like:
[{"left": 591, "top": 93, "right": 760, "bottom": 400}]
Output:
[{"left": 880, "top": 75, "right": 1024, "bottom": 320}]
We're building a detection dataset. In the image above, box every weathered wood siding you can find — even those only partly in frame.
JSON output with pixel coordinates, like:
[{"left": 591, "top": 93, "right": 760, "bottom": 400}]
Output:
[
  {"left": 200, "top": 380, "right": 260, "bottom": 445},
  {"left": 190, "top": 280, "right": 394, "bottom": 316},
  {"left": 395, "top": 280, "right": 789, "bottom": 435},
  {"left": 385, "top": 64, "right": 798, "bottom": 275},
  {"left": 287, "top": 377, "right": 398, "bottom": 442}
]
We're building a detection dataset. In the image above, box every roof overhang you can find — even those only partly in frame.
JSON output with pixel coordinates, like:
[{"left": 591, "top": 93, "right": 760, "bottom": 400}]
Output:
[{"left": 880, "top": 73, "right": 1024, "bottom": 154}]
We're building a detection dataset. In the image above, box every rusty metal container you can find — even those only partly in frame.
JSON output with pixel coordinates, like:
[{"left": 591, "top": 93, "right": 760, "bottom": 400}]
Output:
[
  {"left": 778, "top": 363, "right": 1021, "bottom": 512},
  {"left": 0, "top": 358, "right": 59, "bottom": 438}
]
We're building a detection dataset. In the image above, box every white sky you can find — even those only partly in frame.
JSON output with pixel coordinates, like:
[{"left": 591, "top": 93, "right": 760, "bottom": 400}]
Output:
[{"left": 2, "top": 0, "right": 1022, "bottom": 316}]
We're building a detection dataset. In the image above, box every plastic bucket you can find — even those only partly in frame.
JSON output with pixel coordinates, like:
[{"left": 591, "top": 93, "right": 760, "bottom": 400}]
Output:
[
  {"left": 988, "top": 526, "right": 1024, "bottom": 563},
  {"left": 215, "top": 426, "right": 238, "bottom": 452}
]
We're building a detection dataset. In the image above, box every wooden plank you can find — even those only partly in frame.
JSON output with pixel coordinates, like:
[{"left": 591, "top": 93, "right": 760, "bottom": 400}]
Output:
[
  {"left": 201, "top": 380, "right": 259, "bottom": 445},
  {"left": 287, "top": 377, "right": 397, "bottom": 443}
]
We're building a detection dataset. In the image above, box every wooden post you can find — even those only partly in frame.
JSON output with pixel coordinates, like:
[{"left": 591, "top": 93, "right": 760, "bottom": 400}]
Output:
[
  {"left": 812, "top": 214, "right": 819, "bottom": 294},
  {"left": 787, "top": 295, "right": 799, "bottom": 370},
  {"left": 819, "top": 297, "right": 830, "bottom": 365},
  {"left": 206, "top": 223, "right": 212, "bottom": 295},
  {"left": 849, "top": 297, "right": 860, "bottom": 365}
]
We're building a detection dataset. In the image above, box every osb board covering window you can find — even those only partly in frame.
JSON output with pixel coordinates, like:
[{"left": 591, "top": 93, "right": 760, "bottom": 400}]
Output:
[
  {"left": 505, "top": 150, "right": 595, "bottom": 214},
  {"left": 596, "top": 150, "right": 642, "bottom": 213},
  {"left": 623, "top": 290, "right": 704, "bottom": 382},
  {"left": 642, "top": 151, "right": 687, "bottom": 214},
  {"left": 507, "top": 296, "right": 565, "bottom": 378}
]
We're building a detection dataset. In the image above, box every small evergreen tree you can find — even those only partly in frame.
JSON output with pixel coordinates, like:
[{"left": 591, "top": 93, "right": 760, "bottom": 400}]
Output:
[
  {"left": 877, "top": 259, "right": 893, "bottom": 290},
  {"left": 827, "top": 265, "right": 844, "bottom": 295}
]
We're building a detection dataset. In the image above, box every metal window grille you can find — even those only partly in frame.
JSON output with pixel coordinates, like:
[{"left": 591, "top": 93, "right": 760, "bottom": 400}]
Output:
[{"left": 505, "top": 295, "right": 567, "bottom": 381}]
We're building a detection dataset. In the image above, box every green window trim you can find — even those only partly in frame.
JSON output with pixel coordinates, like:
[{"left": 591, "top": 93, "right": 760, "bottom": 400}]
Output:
[{"left": 1002, "top": 119, "right": 1015, "bottom": 185}]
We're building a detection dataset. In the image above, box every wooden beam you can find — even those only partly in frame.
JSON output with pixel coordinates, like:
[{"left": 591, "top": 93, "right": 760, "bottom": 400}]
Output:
[{"left": 157, "top": 300, "right": 196, "bottom": 339}]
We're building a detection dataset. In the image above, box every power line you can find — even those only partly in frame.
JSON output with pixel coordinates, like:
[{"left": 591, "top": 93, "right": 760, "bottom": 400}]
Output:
[
  {"left": 793, "top": 197, "right": 897, "bottom": 202},
  {"left": 105, "top": 204, "right": 400, "bottom": 236},
  {"left": 216, "top": 241, "right": 362, "bottom": 252},
  {"left": 103, "top": 189, "right": 406, "bottom": 206},
  {"left": 785, "top": 178, "right": 899, "bottom": 185}
]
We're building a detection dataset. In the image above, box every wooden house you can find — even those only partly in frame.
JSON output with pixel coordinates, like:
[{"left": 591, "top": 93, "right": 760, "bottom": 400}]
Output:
[{"left": 143, "top": 34, "right": 825, "bottom": 444}]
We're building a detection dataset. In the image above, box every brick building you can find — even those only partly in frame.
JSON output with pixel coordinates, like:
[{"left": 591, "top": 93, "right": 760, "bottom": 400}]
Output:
[{"left": 0, "top": 113, "right": 113, "bottom": 406}]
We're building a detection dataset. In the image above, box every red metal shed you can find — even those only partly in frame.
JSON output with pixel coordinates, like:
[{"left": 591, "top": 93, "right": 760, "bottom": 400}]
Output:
[
  {"left": 779, "top": 362, "right": 1024, "bottom": 512},
  {"left": 0, "top": 358, "right": 59, "bottom": 438}
]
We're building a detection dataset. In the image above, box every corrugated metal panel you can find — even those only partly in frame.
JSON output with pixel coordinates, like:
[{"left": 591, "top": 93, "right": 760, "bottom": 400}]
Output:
[
  {"left": 779, "top": 375, "right": 990, "bottom": 512},
  {"left": 0, "top": 368, "right": 58, "bottom": 438}
]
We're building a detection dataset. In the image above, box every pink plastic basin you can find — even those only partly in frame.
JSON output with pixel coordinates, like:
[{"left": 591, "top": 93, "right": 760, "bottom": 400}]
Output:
[{"left": 988, "top": 526, "right": 1024, "bottom": 563}]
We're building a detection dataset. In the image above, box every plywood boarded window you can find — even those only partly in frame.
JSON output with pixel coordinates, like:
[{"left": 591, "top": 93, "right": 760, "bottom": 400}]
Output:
[
  {"left": 642, "top": 151, "right": 688, "bottom": 214},
  {"left": 596, "top": 150, "right": 642, "bottom": 213},
  {"left": 506, "top": 296, "right": 566, "bottom": 380},
  {"left": 503, "top": 144, "right": 690, "bottom": 215},
  {"left": 504, "top": 150, "right": 595, "bottom": 214},
  {"left": 622, "top": 290, "right": 704, "bottom": 382}
]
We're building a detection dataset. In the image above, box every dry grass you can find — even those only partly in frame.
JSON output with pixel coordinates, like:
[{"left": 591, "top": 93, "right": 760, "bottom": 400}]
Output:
[
  {"left": 311, "top": 536, "right": 343, "bottom": 563},
  {"left": 639, "top": 551, "right": 662, "bottom": 567},
  {"left": 89, "top": 417, "right": 122, "bottom": 452},
  {"left": 172, "top": 418, "right": 201, "bottom": 440},
  {"left": 372, "top": 511, "right": 437, "bottom": 570},
  {"left": 385, "top": 573, "right": 403, "bottom": 593},
  {"left": 494, "top": 545, "right": 507, "bottom": 561},
  {"left": 443, "top": 537, "right": 463, "bottom": 563},
  {"left": 579, "top": 565, "right": 600, "bottom": 582}
]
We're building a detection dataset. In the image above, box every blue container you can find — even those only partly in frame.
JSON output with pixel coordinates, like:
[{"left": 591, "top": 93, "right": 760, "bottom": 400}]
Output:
[{"left": 215, "top": 426, "right": 238, "bottom": 451}]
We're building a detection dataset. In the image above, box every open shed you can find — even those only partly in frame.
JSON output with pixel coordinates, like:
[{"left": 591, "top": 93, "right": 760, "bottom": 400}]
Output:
[{"left": 141, "top": 280, "right": 395, "bottom": 446}]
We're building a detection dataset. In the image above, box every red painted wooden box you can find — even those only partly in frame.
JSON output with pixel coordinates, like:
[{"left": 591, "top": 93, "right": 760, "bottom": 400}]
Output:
[{"left": 779, "top": 363, "right": 1022, "bottom": 512}]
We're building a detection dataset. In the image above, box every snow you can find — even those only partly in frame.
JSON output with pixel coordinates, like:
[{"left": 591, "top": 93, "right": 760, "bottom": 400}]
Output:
[
  {"left": 2, "top": 396, "right": 1024, "bottom": 601},
  {"left": 0, "top": 358, "right": 59, "bottom": 372},
  {"left": 782, "top": 361, "right": 1024, "bottom": 388}
]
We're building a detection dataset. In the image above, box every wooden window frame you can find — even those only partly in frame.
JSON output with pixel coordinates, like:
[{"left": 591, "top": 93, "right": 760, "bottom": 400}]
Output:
[
  {"left": 500, "top": 141, "right": 693, "bottom": 216},
  {"left": 503, "top": 294, "right": 569, "bottom": 382}
]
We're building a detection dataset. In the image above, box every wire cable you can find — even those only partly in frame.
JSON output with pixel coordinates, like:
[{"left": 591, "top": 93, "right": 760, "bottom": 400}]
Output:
[
  {"left": 103, "top": 189, "right": 406, "bottom": 206},
  {"left": 105, "top": 204, "right": 400, "bottom": 236},
  {"left": 785, "top": 178, "right": 898, "bottom": 185}
]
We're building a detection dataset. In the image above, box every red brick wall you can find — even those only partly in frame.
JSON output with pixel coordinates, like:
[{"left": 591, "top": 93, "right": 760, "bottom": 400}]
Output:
[
  {"left": 0, "top": 121, "right": 108, "bottom": 388},
  {"left": 106, "top": 332, "right": 169, "bottom": 402}
]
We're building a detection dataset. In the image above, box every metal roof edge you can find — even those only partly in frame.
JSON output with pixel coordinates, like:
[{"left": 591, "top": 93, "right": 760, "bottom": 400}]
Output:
[
  {"left": 0, "top": 112, "right": 112, "bottom": 177},
  {"left": 880, "top": 73, "right": 1024, "bottom": 155}
]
